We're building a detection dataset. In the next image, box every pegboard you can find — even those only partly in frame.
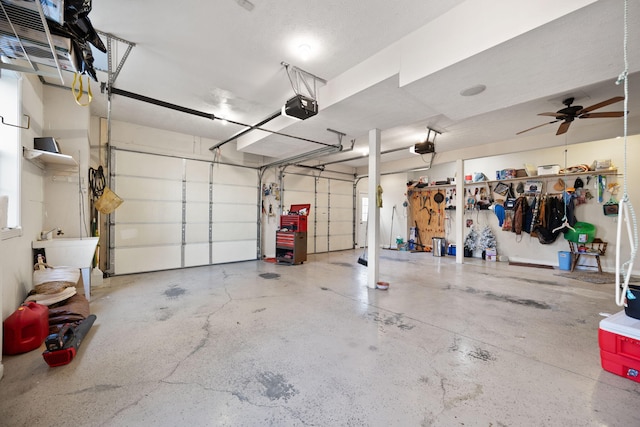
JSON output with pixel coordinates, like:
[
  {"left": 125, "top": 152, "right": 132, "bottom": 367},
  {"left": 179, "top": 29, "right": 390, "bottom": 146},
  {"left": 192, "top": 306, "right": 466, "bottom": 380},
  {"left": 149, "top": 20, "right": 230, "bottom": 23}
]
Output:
[{"left": 407, "top": 188, "right": 449, "bottom": 251}]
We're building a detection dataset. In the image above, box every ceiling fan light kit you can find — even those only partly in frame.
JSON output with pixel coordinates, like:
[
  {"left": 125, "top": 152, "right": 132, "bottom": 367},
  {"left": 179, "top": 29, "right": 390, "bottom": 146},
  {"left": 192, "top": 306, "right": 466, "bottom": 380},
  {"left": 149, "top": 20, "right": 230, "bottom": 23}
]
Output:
[{"left": 518, "top": 96, "right": 627, "bottom": 136}]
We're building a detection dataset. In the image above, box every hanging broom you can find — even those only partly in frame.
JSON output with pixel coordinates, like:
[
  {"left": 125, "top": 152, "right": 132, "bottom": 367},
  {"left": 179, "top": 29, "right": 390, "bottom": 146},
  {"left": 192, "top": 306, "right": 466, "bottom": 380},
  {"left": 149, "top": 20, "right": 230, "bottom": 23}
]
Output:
[{"left": 358, "top": 249, "right": 368, "bottom": 266}]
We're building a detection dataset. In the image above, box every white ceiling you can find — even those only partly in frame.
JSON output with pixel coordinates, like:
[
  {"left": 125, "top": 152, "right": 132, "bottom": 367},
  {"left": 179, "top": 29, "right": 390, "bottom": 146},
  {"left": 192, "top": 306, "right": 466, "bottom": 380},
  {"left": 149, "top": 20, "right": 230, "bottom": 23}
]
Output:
[{"left": 74, "top": 0, "right": 640, "bottom": 169}]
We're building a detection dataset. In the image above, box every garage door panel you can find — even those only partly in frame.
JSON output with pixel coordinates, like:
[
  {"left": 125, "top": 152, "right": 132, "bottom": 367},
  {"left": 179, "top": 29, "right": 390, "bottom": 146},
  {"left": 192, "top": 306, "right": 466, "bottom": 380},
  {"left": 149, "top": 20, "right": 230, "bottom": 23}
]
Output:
[
  {"left": 114, "top": 246, "right": 182, "bottom": 275},
  {"left": 306, "top": 235, "right": 315, "bottom": 254},
  {"left": 212, "top": 164, "right": 256, "bottom": 185},
  {"left": 285, "top": 175, "right": 315, "bottom": 192},
  {"left": 186, "top": 181, "right": 210, "bottom": 202},
  {"left": 214, "top": 185, "right": 256, "bottom": 203},
  {"left": 185, "top": 161, "right": 210, "bottom": 182},
  {"left": 212, "top": 241, "right": 255, "bottom": 263},
  {"left": 330, "top": 221, "right": 352, "bottom": 236},
  {"left": 213, "top": 204, "right": 256, "bottom": 222},
  {"left": 185, "top": 223, "right": 209, "bottom": 243},
  {"left": 116, "top": 200, "right": 182, "bottom": 223},
  {"left": 212, "top": 222, "right": 256, "bottom": 241},
  {"left": 315, "top": 178, "right": 329, "bottom": 193},
  {"left": 114, "top": 224, "right": 182, "bottom": 247},
  {"left": 117, "top": 176, "right": 181, "bottom": 200},
  {"left": 330, "top": 193, "right": 352, "bottom": 208},
  {"left": 186, "top": 202, "right": 209, "bottom": 222},
  {"left": 184, "top": 243, "right": 210, "bottom": 266},
  {"left": 116, "top": 152, "right": 183, "bottom": 180},
  {"left": 330, "top": 235, "right": 353, "bottom": 251},
  {"left": 314, "top": 236, "right": 329, "bottom": 253},
  {"left": 112, "top": 148, "right": 258, "bottom": 274}
]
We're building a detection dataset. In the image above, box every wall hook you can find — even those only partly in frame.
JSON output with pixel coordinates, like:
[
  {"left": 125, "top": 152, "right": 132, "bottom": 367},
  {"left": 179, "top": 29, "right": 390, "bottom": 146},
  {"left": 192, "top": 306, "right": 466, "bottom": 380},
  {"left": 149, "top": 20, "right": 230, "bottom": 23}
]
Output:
[{"left": 1, "top": 114, "right": 30, "bottom": 129}]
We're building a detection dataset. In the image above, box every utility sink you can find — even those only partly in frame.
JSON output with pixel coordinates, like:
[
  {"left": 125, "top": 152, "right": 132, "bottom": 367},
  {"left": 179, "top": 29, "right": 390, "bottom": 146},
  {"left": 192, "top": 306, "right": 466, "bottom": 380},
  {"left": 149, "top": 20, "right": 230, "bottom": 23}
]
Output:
[
  {"left": 32, "top": 237, "right": 99, "bottom": 268},
  {"left": 32, "top": 237, "right": 99, "bottom": 301}
]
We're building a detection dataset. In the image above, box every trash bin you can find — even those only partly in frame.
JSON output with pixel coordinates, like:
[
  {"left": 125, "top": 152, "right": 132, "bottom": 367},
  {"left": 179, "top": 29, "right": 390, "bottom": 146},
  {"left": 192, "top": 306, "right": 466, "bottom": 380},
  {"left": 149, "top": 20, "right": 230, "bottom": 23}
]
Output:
[
  {"left": 558, "top": 251, "right": 572, "bottom": 271},
  {"left": 432, "top": 237, "right": 445, "bottom": 256}
]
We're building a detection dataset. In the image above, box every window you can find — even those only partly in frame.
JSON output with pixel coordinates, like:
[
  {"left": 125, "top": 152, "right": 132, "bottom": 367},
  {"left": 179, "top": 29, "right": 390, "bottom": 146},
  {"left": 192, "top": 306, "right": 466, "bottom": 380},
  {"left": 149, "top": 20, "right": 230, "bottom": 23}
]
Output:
[
  {"left": 0, "top": 71, "right": 22, "bottom": 239},
  {"left": 360, "top": 196, "right": 368, "bottom": 222}
]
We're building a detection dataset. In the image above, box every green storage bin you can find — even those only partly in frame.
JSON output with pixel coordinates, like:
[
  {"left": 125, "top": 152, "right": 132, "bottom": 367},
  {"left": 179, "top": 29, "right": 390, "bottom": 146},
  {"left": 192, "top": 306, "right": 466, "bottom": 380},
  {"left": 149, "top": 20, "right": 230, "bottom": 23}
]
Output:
[{"left": 564, "top": 222, "right": 596, "bottom": 243}]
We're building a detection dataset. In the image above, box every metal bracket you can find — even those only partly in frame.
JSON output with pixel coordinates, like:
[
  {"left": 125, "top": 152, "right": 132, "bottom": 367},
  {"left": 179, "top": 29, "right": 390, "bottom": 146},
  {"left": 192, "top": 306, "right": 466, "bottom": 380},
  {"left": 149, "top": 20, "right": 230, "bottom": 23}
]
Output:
[
  {"left": 282, "top": 62, "right": 326, "bottom": 100},
  {"left": 1, "top": 114, "right": 30, "bottom": 129},
  {"left": 97, "top": 31, "right": 136, "bottom": 87}
]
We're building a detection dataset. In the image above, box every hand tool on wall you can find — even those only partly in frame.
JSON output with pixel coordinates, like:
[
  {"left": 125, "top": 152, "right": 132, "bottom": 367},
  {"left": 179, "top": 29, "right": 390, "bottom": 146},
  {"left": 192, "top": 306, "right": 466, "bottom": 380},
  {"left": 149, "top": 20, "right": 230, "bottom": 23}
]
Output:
[{"left": 414, "top": 221, "right": 426, "bottom": 251}]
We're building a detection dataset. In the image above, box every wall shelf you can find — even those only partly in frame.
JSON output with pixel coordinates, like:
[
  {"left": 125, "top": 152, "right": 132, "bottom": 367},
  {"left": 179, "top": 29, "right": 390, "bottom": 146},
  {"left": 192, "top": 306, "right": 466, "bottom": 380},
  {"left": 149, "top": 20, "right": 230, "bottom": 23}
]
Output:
[
  {"left": 410, "top": 169, "right": 620, "bottom": 191},
  {"left": 480, "top": 169, "right": 619, "bottom": 186},
  {"left": 23, "top": 147, "right": 77, "bottom": 170}
]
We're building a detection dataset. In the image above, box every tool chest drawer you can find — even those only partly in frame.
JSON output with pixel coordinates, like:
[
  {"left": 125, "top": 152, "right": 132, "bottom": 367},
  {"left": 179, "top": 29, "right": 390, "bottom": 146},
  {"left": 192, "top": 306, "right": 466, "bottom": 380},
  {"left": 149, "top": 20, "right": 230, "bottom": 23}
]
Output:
[
  {"left": 276, "top": 232, "right": 295, "bottom": 248},
  {"left": 275, "top": 231, "right": 307, "bottom": 265}
]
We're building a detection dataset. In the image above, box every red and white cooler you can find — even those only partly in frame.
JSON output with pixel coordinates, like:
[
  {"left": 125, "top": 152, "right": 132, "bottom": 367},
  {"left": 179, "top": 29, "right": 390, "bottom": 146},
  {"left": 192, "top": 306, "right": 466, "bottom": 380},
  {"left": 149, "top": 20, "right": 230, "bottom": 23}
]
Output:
[{"left": 598, "top": 310, "right": 640, "bottom": 383}]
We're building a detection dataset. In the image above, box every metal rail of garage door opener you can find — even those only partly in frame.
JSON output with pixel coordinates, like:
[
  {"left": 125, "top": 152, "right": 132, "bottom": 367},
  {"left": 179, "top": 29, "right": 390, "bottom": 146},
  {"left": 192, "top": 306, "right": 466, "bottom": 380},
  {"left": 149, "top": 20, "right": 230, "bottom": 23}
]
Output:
[{"left": 103, "top": 86, "right": 336, "bottom": 150}]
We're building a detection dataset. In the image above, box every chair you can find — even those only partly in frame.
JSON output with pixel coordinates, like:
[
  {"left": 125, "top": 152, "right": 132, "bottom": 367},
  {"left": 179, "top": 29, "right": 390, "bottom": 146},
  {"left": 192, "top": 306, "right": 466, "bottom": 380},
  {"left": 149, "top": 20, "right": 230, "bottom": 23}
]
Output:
[{"left": 568, "top": 238, "right": 607, "bottom": 273}]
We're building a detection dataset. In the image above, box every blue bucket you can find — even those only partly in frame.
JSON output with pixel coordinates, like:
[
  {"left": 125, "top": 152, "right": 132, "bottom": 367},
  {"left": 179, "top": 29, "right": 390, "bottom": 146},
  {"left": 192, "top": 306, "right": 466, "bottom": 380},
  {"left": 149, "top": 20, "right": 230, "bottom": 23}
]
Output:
[{"left": 558, "top": 251, "right": 572, "bottom": 271}]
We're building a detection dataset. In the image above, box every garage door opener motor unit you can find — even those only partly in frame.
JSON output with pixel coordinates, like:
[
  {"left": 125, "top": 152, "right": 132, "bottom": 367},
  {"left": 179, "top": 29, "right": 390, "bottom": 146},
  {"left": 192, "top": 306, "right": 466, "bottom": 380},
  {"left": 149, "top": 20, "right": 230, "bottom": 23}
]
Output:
[{"left": 282, "top": 95, "right": 318, "bottom": 120}]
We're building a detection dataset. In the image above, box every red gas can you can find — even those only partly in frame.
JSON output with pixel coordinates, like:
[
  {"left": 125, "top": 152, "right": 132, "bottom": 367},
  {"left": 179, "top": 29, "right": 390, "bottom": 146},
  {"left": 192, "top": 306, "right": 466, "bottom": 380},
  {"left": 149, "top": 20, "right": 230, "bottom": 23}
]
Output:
[{"left": 3, "top": 302, "right": 49, "bottom": 355}]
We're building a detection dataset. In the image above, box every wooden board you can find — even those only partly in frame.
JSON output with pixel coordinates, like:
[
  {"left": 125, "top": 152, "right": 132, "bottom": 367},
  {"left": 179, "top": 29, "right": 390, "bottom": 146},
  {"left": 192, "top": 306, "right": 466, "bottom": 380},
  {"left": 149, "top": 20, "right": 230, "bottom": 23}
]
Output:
[{"left": 407, "top": 188, "right": 447, "bottom": 251}]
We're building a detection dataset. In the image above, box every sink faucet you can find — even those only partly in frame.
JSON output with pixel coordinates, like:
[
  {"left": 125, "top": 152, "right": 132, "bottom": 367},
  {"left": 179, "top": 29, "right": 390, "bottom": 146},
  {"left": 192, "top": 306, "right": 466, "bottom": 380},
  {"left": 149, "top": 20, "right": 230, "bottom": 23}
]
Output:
[{"left": 40, "top": 227, "right": 64, "bottom": 240}]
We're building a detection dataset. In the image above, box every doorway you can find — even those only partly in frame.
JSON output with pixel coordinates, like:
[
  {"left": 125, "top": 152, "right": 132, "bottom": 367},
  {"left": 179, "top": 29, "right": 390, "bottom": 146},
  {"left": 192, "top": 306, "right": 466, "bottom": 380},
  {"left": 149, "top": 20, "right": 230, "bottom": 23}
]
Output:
[{"left": 357, "top": 193, "right": 368, "bottom": 248}]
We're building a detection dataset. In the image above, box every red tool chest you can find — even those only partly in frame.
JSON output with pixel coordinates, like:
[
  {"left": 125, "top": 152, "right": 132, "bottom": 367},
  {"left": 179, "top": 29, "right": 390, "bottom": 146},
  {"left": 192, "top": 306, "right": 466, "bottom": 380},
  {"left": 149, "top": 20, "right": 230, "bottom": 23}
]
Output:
[
  {"left": 598, "top": 310, "right": 640, "bottom": 383},
  {"left": 275, "top": 231, "right": 307, "bottom": 264},
  {"left": 280, "top": 204, "right": 310, "bottom": 232},
  {"left": 276, "top": 203, "right": 310, "bottom": 264}
]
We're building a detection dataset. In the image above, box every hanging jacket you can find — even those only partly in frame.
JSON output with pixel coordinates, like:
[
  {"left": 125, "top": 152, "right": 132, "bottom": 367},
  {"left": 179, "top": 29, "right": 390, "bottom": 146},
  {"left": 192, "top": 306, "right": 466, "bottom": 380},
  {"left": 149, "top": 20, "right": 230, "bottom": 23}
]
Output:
[
  {"left": 523, "top": 197, "right": 536, "bottom": 234},
  {"left": 511, "top": 196, "right": 529, "bottom": 235},
  {"left": 535, "top": 196, "right": 564, "bottom": 244}
]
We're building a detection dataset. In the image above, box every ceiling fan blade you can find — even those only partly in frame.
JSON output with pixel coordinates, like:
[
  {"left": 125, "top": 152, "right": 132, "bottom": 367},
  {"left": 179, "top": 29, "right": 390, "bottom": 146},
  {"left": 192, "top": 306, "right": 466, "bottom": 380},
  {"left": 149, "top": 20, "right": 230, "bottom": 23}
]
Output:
[
  {"left": 579, "top": 111, "right": 626, "bottom": 118},
  {"left": 538, "top": 112, "right": 567, "bottom": 118},
  {"left": 556, "top": 121, "right": 571, "bottom": 135},
  {"left": 516, "top": 120, "right": 559, "bottom": 135},
  {"left": 578, "top": 96, "right": 624, "bottom": 114}
]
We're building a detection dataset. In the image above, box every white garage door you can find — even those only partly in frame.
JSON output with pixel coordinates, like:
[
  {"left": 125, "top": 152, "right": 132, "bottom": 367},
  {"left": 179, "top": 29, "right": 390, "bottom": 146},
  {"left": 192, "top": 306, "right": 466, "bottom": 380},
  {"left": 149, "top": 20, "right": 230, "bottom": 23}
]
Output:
[
  {"left": 110, "top": 149, "right": 258, "bottom": 275},
  {"left": 282, "top": 173, "right": 354, "bottom": 254}
]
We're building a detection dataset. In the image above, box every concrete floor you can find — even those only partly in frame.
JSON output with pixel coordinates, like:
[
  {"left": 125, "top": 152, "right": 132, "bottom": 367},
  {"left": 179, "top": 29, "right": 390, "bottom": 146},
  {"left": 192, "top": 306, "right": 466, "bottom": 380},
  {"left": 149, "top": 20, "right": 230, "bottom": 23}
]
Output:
[{"left": 1, "top": 250, "right": 639, "bottom": 426}]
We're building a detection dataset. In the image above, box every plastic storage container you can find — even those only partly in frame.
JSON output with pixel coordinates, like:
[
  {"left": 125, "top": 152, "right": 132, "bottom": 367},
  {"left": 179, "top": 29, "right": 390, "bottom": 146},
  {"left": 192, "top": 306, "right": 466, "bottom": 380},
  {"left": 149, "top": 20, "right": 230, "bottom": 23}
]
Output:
[
  {"left": 599, "top": 310, "right": 640, "bottom": 383},
  {"left": 3, "top": 302, "right": 49, "bottom": 355},
  {"left": 564, "top": 222, "right": 596, "bottom": 243},
  {"left": 558, "top": 251, "right": 572, "bottom": 271}
]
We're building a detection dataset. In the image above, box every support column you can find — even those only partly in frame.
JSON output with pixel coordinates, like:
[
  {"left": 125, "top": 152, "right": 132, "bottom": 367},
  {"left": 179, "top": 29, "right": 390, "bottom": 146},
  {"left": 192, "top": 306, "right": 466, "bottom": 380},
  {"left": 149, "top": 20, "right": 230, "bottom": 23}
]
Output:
[
  {"left": 455, "top": 158, "right": 464, "bottom": 264},
  {"left": 367, "top": 129, "right": 381, "bottom": 289}
]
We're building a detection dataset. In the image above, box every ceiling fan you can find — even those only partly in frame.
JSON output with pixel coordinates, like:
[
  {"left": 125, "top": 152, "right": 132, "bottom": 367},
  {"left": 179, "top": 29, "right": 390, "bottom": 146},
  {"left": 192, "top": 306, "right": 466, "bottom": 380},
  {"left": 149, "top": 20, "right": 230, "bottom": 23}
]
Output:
[{"left": 517, "top": 96, "right": 626, "bottom": 136}]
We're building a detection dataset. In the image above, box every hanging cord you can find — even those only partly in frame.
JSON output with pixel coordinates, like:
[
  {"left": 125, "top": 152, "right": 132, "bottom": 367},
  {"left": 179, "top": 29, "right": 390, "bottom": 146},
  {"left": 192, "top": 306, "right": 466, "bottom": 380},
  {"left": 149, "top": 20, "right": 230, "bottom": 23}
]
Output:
[
  {"left": 615, "top": 0, "right": 638, "bottom": 307},
  {"left": 552, "top": 146, "right": 575, "bottom": 233},
  {"left": 88, "top": 166, "right": 106, "bottom": 200},
  {"left": 72, "top": 73, "right": 93, "bottom": 106}
]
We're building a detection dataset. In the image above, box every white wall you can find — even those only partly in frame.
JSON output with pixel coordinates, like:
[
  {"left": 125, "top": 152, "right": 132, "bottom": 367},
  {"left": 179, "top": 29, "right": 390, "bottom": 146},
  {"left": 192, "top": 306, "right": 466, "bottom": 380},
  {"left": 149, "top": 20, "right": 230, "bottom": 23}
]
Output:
[
  {"left": 463, "top": 137, "right": 640, "bottom": 272},
  {"left": 363, "top": 135, "right": 640, "bottom": 275},
  {"left": 1, "top": 75, "right": 47, "bottom": 366},
  {"left": 355, "top": 173, "right": 410, "bottom": 249}
]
